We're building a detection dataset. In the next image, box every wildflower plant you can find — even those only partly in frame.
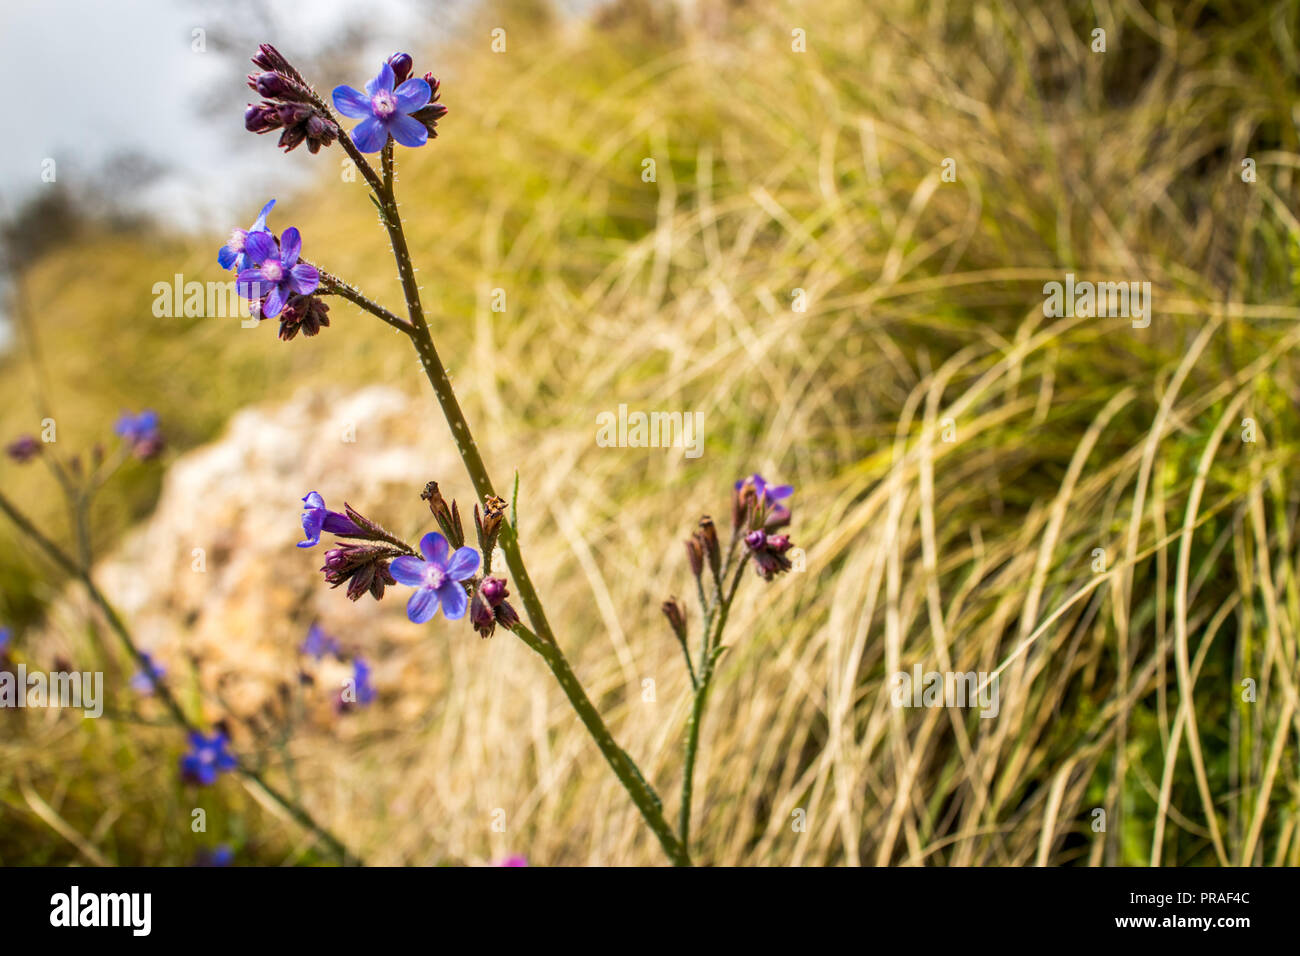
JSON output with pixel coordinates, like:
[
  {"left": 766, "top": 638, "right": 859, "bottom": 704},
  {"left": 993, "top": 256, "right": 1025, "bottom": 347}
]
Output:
[{"left": 212, "top": 44, "right": 801, "bottom": 866}]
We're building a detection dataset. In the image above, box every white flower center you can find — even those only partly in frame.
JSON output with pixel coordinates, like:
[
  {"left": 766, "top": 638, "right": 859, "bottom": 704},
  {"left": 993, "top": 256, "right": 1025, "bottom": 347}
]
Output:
[
  {"left": 229, "top": 230, "right": 246, "bottom": 249},
  {"left": 372, "top": 90, "right": 397, "bottom": 118},
  {"left": 262, "top": 260, "right": 284, "bottom": 282},
  {"left": 424, "top": 565, "right": 447, "bottom": 589}
]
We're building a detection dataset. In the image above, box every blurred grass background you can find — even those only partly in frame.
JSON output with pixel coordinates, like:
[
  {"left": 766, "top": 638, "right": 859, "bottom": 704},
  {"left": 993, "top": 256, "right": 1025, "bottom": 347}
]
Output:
[{"left": 4, "top": 0, "right": 1300, "bottom": 865}]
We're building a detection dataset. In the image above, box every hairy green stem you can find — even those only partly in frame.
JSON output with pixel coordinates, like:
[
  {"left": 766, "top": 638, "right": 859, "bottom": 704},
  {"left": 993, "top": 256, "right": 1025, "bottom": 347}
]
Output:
[{"left": 367, "top": 142, "right": 689, "bottom": 866}]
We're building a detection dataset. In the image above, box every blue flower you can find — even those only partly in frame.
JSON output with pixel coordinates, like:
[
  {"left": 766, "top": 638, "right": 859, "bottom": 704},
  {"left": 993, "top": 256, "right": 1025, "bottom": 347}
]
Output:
[
  {"left": 237, "top": 228, "right": 319, "bottom": 319},
  {"left": 300, "top": 622, "right": 341, "bottom": 660},
  {"left": 129, "top": 652, "right": 165, "bottom": 695},
  {"left": 736, "top": 473, "right": 792, "bottom": 527},
  {"left": 194, "top": 844, "right": 234, "bottom": 867},
  {"left": 352, "top": 657, "right": 376, "bottom": 706},
  {"left": 332, "top": 61, "right": 432, "bottom": 153},
  {"left": 218, "top": 199, "right": 276, "bottom": 271},
  {"left": 298, "top": 491, "right": 362, "bottom": 548},
  {"left": 180, "top": 731, "right": 238, "bottom": 786},
  {"left": 0, "top": 627, "right": 11, "bottom": 655},
  {"left": 114, "top": 410, "right": 164, "bottom": 460},
  {"left": 390, "top": 532, "right": 479, "bottom": 623}
]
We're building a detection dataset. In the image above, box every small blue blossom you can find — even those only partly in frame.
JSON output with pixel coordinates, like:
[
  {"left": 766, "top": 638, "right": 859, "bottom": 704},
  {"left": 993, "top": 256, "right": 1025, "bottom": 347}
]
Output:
[
  {"left": 180, "top": 731, "right": 238, "bottom": 786},
  {"left": 300, "top": 622, "right": 341, "bottom": 660},
  {"left": 298, "top": 491, "right": 362, "bottom": 548},
  {"left": 194, "top": 844, "right": 235, "bottom": 867},
  {"left": 0, "top": 627, "right": 11, "bottom": 655},
  {"left": 390, "top": 532, "right": 479, "bottom": 623},
  {"left": 129, "top": 652, "right": 165, "bottom": 695},
  {"left": 237, "top": 228, "right": 319, "bottom": 319},
  {"left": 114, "top": 410, "right": 164, "bottom": 459},
  {"left": 218, "top": 199, "right": 276, "bottom": 271},
  {"left": 331, "top": 61, "right": 432, "bottom": 153},
  {"left": 351, "top": 657, "right": 377, "bottom": 706}
]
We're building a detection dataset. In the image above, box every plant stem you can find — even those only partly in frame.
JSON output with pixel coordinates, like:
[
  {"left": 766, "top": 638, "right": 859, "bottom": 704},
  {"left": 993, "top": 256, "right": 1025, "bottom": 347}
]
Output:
[
  {"left": 370, "top": 143, "right": 689, "bottom": 865},
  {"left": 679, "top": 549, "right": 750, "bottom": 850},
  {"left": 0, "top": 490, "right": 364, "bottom": 867}
]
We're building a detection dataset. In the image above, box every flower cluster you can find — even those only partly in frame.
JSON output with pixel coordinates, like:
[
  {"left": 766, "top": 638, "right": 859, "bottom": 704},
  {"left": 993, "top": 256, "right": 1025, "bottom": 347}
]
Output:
[
  {"left": 299, "top": 482, "right": 520, "bottom": 635},
  {"left": 244, "top": 44, "right": 338, "bottom": 154},
  {"left": 218, "top": 202, "right": 328, "bottom": 340},
  {"left": 332, "top": 53, "right": 447, "bottom": 153}
]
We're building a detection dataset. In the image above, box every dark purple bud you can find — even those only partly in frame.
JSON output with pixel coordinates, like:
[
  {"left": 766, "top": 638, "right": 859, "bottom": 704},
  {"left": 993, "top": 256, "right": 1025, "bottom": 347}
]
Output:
[
  {"left": 494, "top": 600, "right": 520, "bottom": 631},
  {"left": 684, "top": 536, "right": 703, "bottom": 579},
  {"left": 744, "top": 529, "right": 767, "bottom": 551},
  {"left": 480, "top": 577, "right": 508, "bottom": 607},
  {"left": 697, "top": 516, "right": 721, "bottom": 581},
  {"left": 245, "top": 103, "right": 283, "bottom": 133},
  {"left": 5, "top": 435, "right": 40, "bottom": 463},
  {"left": 470, "top": 592, "right": 496, "bottom": 638},
  {"left": 387, "top": 53, "right": 414, "bottom": 84},
  {"left": 661, "top": 598, "right": 687, "bottom": 642},
  {"left": 251, "top": 71, "right": 307, "bottom": 101}
]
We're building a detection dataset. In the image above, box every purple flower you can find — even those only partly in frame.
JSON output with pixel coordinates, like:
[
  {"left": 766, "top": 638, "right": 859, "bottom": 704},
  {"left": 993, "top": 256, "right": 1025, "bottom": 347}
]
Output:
[
  {"left": 129, "top": 652, "right": 165, "bottom": 695},
  {"left": 5, "top": 435, "right": 40, "bottom": 463},
  {"left": 298, "top": 491, "right": 362, "bottom": 548},
  {"left": 348, "top": 657, "right": 377, "bottom": 707},
  {"left": 194, "top": 844, "right": 234, "bottom": 867},
  {"left": 237, "top": 228, "right": 319, "bottom": 319},
  {"left": 496, "top": 855, "right": 528, "bottom": 867},
  {"left": 300, "top": 622, "right": 341, "bottom": 660},
  {"left": 180, "top": 731, "right": 238, "bottom": 786},
  {"left": 735, "top": 473, "right": 793, "bottom": 528},
  {"left": 332, "top": 61, "right": 432, "bottom": 153},
  {"left": 218, "top": 199, "right": 275, "bottom": 271},
  {"left": 0, "top": 627, "right": 11, "bottom": 655},
  {"left": 114, "top": 410, "right": 164, "bottom": 459},
  {"left": 390, "top": 532, "right": 479, "bottom": 623}
]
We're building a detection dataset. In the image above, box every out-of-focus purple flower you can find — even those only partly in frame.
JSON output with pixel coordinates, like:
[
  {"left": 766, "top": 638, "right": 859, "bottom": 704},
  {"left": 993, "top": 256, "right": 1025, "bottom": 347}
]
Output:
[
  {"left": 194, "top": 844, "right": 235, "bottom": 867},
  {"left": 744, "top": 530, "right": 796, "bottom": 581},
  {"left": 180, "top": 731, "right": 238, "bottom": 786},
  {"left": 300, "top": 622, "right": 341, "bottom": 660},
  {"left": 114, "top": 410, "right": 164, "bottom": 460},
  {"left": 218, "top": 199, "right": 276, "bottom": 271},
  {"left": 332, "top": 61, "right": 432, "bottom": 153},
  {"left": 5, "top": 435, "right": 40, "bottom": 463},
  {"left": 237, "top": 228, "right": 319, "bottom": 319},
  {"left": 298, "top": 491, "right": 362, "bottom": 548},
  {"left": 389, "top": 532, "right": 479, "bottom": 623},
  {"left": 734, "top": 473, "right": 793, "bottom": 529},
  {"left": 339, "top": 656, "right": 377, "bottom": 710},
  {"left": 496, "top": 855, "right": 528, "bottom": 867},
  {"left": 0, "top": 627, "right": 11, "bottom": 655},
  {"left": 129, "top": 652, "right": 165, "bottom": 695}
]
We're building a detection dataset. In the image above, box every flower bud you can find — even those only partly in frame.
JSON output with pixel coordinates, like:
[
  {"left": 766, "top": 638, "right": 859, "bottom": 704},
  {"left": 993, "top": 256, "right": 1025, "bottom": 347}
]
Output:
[
  {"left": 387, "top": 52, "right": 414, "bottom": 84},
  {"left": 244, "top": 103, "right": 283, "bottom": 133},
  {"left": 661, "top": 598, "right": 687, "bottom": 643},
  {"left": 684, "top": 536, "right": 704, "bottom": 579},
  {"left": 480, "top": 577, "right": 509, "bottom": 607},
  {"left": 697, "top": 515, "right": 721, "bottom": 582}
]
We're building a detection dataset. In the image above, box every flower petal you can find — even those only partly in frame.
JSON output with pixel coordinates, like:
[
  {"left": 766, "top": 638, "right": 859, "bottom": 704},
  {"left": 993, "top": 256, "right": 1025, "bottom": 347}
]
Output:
[
  {"left": 407, "top": 586, "right": 439, "bottom": 624},
  {"left": 444, "top": 546, "right": 480, "bottom": 581},
  {"left": 768, "top": 484, "right": 794, "bottom": 499},
  {"left": 437, "top": 582, "right": 468, "bottom": 620},
  {"left": 365, "top": 62, "right": 395, "bottom": 97},
  {"left": 298, "top": 507, "right": 325, "bottom": 548},
  {"left": 251, "top": 198, "right": 276, "bottom": 231},
  {"left": 243, "top": 230, "right": 277, "bottom": 265},
  {"left": 218, "top": 244, "right": 238, "bottom": 270},
  {"left": 321, "top": 510, "right": 359, "bottom": 535},
  {"left": 394, "top": 77, "right": 431, "bottom": 113},
  {"left": 332, "top": 85, "right": 372, "bottom": 119},
  {"left": 279, "top": 227, "right": 301, "bottom": 267},
  {"left": 262, "top": 285, "right": 287, "bottom": 319},
  {"left": 303, "top": 491, "right": 326, "bottom": 510},
  {"left": 388, "top": 113, "right": 428, "bottom": 149},
  {"left": 419, "top": 532, "right": 450, "bottom": 567},
  {"left": 289, "top": 262, "right": 319, "bottom": 295},
  {"left": 350, "top": 116, "right": 388, "bottom": 153},
  {"left": 390, "top": 556, "right": 427, "bottom": 586}
]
